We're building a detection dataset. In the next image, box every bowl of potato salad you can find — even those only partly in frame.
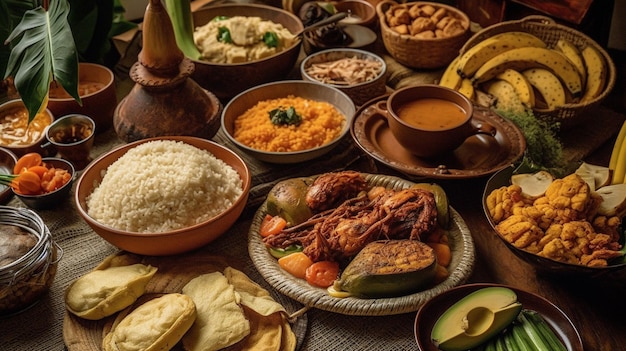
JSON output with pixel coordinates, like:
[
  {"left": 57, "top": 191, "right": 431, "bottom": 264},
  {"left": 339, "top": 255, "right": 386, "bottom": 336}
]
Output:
[{"left": 190, "top": 3, "right": 304, "bottom": 100}]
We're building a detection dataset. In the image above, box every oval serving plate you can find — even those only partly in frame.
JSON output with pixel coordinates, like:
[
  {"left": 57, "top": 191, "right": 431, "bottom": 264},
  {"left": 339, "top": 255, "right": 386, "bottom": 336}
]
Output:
[
  {"left": 63, "top": 252, "right": 308, "bottom": 351},
  {"left": 351, "top": 95, "right": 526, "bottom": 179},
  {"left": 414, "top": 283, "right": 583, "bottom": 351},
  {"left": 248, "top": 173, "right": 475, "bottom": 316}
]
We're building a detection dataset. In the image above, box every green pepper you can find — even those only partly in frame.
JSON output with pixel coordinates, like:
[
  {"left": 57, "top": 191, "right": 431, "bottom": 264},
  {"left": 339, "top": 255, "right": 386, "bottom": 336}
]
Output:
[
  {"left": 263, "top": 31, "right": 279, "bottom": 48},
  {"left": 212, "top": 15, "right": 229, "bottom": 22},
  {"left": 217, "top": 26, "right": 232, "bottom": 43},
  {"left": 269, "top": 244, "right": 303, "bottom": 259}
]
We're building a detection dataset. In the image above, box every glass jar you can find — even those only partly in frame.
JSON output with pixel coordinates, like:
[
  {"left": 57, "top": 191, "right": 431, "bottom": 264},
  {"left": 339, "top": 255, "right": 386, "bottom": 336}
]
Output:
[{"left": 0, "top": 206, "right": 62, "bottom": 316}]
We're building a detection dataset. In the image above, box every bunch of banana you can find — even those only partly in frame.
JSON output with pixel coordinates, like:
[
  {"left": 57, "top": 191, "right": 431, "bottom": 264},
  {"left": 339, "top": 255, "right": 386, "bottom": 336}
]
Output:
[{"left": 439, "top": 31, "right": 608, "bottom": 112}]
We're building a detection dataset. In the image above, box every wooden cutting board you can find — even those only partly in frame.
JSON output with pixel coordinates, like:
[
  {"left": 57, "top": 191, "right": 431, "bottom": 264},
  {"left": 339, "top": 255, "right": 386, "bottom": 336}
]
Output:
[{"left": 63, "top": 251, "right": 307, "bottom": 351}]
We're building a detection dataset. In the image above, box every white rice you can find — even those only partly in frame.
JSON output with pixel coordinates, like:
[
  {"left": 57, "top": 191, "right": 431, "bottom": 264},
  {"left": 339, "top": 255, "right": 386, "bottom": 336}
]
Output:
[{"left": 86, "top": 140, "right": 243, "bottom": 233}]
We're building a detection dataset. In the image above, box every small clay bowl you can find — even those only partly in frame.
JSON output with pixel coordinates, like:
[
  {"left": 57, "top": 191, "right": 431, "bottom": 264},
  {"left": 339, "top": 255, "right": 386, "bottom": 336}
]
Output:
[
  {"left": 377, "top": 84, "right": 496, "bottom": 158},
  {"left": 47, "top": 62, "right": 116, "bottom": 133},
  {"left": 335, "top": 0, "right": 377, "bottom": 28},
  {"left": 0, "top": 99, "right": 55, "bottom": 158},
  {"left": 44, "top": 114, "right": 96, "bottom": 170},
  {"left": 13, "top": 157, "right": 75, "bottom": 210}
]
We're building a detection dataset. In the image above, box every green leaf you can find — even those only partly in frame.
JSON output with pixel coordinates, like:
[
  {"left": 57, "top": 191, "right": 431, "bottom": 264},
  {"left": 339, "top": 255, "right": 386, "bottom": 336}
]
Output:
[
  {"left": 4, "top": 0, "right": 80, "bottom": 122},
  {"left": 1, "top": 0, "right": 38, "bottom": 79}
]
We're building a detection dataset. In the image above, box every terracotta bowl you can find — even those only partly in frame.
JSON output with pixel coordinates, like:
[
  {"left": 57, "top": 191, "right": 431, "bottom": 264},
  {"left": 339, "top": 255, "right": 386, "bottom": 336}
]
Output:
[
  {"left": 221, "top": 80, "right": 356, "bottom": 164},
  {"left": 334, "top": 0, "right": 377, "bottom": 28},
  {"left": 13, "top": 158, "right": 75, "bottom": 210},
  {"left": 47, "top": 62, "right": 117, "bottom": 133},
  {"left": 0, "top": 99, "right": 55, "bottom": 157},
  {"left": 301, "top": 48, "right": 387, "bottom": 106},
  {"left": 190, "top": 3, "right": 304, "bottom": 100},
  {"left": 75, "top": 136, "right": 251, "bottom": 256}
]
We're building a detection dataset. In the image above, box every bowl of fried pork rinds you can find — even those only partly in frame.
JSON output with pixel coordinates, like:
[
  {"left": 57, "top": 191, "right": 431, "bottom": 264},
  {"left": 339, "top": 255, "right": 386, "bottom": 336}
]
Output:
[{"left": 482, "top": 164, "right": 626, "bottom": 276}]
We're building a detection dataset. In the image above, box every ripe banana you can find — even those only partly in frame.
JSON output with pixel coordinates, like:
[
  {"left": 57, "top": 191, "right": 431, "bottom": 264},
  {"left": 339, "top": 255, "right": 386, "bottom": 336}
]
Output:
[
  {"left": 612, "top": 136, "right": 626, "bottom": 184},
  {"left": 456, "top": 31, "right": 547, "bottom": 78},
  {"left": 555, "top": 39, "right": 586, "bottom": 87},
  {"left": 522, "top": 68, "right": 566, "bottom": 110},
  {"left": 609, "top": 119, "right": 626, "bottom": 181},
  {"left": 458, "top": 79, "right": 475, "bottom": 100},
  {"left": 439, "top": 55, "right": 463, "bottom": 90},
  {"left": 164, "top": 0, "right": 202, "bottom": 60},
  {"left": 472, "top": 47, "right": 583, "bottom": 97},
  {"left": 495, "top": 68, "right": 535, "bottom": 108},
  {"left": 482, "top": 79, "right": 526, "bottom": 113},
  {"left": 580, "top": 45, "right": 607, "bottom": 102}
]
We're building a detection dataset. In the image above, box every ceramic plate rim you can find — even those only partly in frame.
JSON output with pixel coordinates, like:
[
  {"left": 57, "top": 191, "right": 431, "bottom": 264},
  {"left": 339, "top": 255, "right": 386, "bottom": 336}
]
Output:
[{"left": 350, "top": 95, "right": 526, "bottom": 179}]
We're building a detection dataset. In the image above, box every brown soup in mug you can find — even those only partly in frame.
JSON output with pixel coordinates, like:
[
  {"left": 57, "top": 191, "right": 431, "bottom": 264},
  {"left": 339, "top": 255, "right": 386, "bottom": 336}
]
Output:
[{"left": 396, "top": 98, "right": 467, "bottom": 131}]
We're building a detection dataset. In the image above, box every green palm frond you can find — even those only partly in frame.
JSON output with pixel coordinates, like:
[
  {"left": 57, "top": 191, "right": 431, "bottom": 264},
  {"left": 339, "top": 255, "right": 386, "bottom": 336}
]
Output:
[{"left": 3, "top": 0, "right": 79, "bottom": 122}]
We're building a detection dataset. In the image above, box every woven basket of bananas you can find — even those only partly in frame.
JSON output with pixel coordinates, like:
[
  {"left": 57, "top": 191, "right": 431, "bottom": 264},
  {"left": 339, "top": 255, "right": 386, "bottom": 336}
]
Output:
[
  {"left": 376, "top": 0, "right": 471, "bottom": 69},
  {"left": 439, "top": 15, "right": 616, "bottom": 130}
]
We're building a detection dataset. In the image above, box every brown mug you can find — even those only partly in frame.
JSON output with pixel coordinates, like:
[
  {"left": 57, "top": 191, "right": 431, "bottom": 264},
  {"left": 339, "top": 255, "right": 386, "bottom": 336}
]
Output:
[{"left": 374, "top": 84, "right": 496, "bottom": 158}]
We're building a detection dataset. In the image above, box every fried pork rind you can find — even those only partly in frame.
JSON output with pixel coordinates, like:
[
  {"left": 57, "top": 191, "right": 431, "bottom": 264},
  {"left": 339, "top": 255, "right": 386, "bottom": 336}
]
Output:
[
  {"left": 182, "top": 272, "right": 250, "bottom": 351},
  {"left": 102, "top": 293, "right": 196, "bottom": 351},
  {"left": 65, "top": 263, "right": 157, "bottom": 320},
  {"left": 487, "top": 172, "right": 623, "bottom": 267},
  {"left": 495, "top": 214, "right": 544, "bottom": 253},
  {"left": 485, "top": 184, "right": 527, "bottom": 224}
]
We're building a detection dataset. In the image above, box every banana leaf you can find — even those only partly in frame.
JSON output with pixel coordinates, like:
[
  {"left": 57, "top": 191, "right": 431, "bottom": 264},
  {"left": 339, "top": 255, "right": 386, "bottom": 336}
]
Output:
[{"left": 3, "top": 0, "right": 80, "bottom": 122}]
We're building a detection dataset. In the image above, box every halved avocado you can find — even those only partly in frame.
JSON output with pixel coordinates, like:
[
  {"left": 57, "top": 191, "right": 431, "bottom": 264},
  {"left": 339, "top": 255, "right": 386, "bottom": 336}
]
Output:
[
  {"left": 266, "top": 178, "right": 313, "bottom": 226},
  {"left": 431, "top": 287, "right": 523, "bottom": 351},
  {"left": 332, "top": 240, "right": 437, "bottom": 298}
]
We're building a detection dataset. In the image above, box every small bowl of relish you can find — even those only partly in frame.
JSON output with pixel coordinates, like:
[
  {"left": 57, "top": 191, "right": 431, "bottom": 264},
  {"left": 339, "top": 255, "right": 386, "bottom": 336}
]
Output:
[{"left": 44, "top": 114, "right": 95, "bottom": 170}]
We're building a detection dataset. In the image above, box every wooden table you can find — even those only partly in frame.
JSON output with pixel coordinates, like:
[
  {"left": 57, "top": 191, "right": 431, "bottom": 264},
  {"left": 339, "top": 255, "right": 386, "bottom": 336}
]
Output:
[{"left": 3, "top": 29, "right": 626, "bottom": 351}]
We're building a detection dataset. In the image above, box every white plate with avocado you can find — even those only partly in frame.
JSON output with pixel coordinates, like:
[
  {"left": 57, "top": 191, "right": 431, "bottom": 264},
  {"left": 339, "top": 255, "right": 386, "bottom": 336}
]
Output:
[
  {"left": 414, "top": 283, "right": 583, "bottom": 351},
  {"left": 247, "top": 173, "right": 476, "bottom": 316}
]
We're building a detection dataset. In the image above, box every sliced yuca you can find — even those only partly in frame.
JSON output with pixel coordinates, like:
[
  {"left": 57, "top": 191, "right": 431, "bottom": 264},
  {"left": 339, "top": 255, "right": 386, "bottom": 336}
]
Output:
[
  {"left": 182, "top": 272, "right": 251, "bottom": 351},
  {"left": 102, "top": 293, "right": 196, "bottom": 351},
  {"left": 65, "top": 263, "right": 157, "bottom": 320}
]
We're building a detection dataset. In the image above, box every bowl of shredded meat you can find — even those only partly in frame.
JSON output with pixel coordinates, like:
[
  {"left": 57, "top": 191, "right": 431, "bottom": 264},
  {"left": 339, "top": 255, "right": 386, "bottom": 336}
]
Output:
[
  {"left": 482, "top": 164, "right": 626, "bottom": 276},
  {"left": 300, "top": 48, "right": 387, "bottom": 106}
]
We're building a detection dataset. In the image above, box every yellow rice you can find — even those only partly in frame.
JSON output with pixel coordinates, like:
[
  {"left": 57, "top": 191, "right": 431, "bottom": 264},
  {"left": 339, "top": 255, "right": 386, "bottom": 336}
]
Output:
[{"left": 233, "top": 96, "right": 345, "bottom": 152}]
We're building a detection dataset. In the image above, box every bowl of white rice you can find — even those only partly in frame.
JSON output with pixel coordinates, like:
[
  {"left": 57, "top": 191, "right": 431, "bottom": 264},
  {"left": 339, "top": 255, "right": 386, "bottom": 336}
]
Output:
[{"left": 74, "top": 136, "right": 251, "bottom": 256}]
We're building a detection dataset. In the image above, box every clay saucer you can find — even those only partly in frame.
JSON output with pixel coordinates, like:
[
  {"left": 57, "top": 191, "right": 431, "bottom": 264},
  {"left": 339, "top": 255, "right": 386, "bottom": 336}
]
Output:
[{"left": 350, "top": 95, "right": 526, "bottom": 179}]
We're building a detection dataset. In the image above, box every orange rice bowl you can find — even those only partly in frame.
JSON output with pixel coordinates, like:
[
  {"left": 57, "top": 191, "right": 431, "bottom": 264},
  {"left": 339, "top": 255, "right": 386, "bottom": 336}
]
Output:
[{"left": 221, "top": 80, "right": 356, "bottom": 163}]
